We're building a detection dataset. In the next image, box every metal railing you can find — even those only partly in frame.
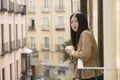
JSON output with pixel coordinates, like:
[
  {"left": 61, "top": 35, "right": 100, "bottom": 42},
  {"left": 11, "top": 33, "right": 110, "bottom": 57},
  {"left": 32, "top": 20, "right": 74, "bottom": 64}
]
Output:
[
  {"left": 9, "top": 1, "right": 14, "bottom": 12},
  {"left": 78, "top": 67, "right": 104, "bottom": 80},
  {"left": 77, "top": 59, "right": 104, "bottom": 80},
  {"left": 55, "top": 24, "right": 65, "bottom": 30},
  {"left": 56, "top": 44, "right": 64, "bottom": 51},
  {"left": 1, "top": 0, "right": 7, "bottom": 11}
]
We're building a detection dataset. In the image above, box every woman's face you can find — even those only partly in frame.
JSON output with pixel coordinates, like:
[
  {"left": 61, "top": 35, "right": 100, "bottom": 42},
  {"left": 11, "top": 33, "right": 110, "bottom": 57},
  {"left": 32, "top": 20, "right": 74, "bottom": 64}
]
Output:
[{"left": 71, "top": 16, "right": 78, "bottom": 32}]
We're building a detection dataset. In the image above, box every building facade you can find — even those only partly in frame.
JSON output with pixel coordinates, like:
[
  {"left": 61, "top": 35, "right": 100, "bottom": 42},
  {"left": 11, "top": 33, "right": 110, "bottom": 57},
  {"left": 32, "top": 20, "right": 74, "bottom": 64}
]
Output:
[
  {"left": 0, "top": 0, "right": 26, "bottom": 80},
  {"left": 26, "top": 0, "right": 72, "bottom": 79}
]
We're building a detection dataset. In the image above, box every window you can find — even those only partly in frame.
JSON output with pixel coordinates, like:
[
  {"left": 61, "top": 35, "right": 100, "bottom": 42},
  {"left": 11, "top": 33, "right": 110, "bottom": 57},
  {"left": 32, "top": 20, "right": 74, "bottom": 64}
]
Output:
[
  {"left": 58, "top": 69, "right": 65, "bottom": 75},
  {"left": 30, "top": 36, "right": 35, "bottom": 49},
  {"left": 29, "top": 17, "right": 35, "bottom": 30},
  {"left": 57, "top": 0, "right": 64, "bottom": 11},
  {"left": 57, "top": 37, "right": 64, "bottom": 50},
  {"left": 44, "top": 37, "right": 49, "bottom": 49},
  {"left": 44, "top": 68, "right": 49, "bottom": 78},
  {"left": 9, "top": 0, "right": 14, "bottom": 12},
  {"left": 16, "top": 60, "right": 18, "bottom": 80},
  {"left": 42, "top": 17, "right": 49, "bottom": 30},
  {"left": 44, "top": 54, "right": 49, "bottom": 63},
  {"left": 2, "top": 68, "right": 5, "bottom": 80},
  {"left": 1, "top": 24, "right": 4, "bottom": 52},
  {"left": 16, "top": 24, "right": 18, "bottom": 49},
  {"left": 77, "top": 0, "right": 80, "bottom": 12},
  {"left": 56, "top": 16, "right": 64, "bottom": 30},
  {"left": 59, "top": 55, "right": 63, "bottom": 63},
  {"left": 2, "top": 0, "right": 7, "bottom": 11},
  {"left": 41, "top": 0, "right": 49, "bottom": 12},
  {"left": 28, "top": 0, "right": 35, "bottom": 12},
  {"left": 9, "top": 24, "right": 11, "bottom": 51},
  {"left": 10, "top": 64, "right": 12, "bottom": 80},
  {"left": 44, "top": 0, "right": 48, "bottom": 8}
]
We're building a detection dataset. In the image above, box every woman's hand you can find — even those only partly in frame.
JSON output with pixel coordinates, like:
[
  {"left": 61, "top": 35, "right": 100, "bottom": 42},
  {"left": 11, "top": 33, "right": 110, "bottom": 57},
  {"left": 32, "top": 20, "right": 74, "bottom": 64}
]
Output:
[{"left": 65, "top": 45, "right": 74, "bottom": 56}]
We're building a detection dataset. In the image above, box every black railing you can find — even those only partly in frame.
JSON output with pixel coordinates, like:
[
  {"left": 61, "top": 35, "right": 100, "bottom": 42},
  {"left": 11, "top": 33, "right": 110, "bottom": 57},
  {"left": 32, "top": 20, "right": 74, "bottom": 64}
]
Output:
[
  {"left": 9, "top": 1, "right": 14, "bottom": 12},
  {"left": 10, "top": 41, "right": 15, "bottom": 52},
  {"left": 1, "top": 42, "right": 9, "bottom": 56},
  {"left": 1, "top": 0, "right": 7, "bottom": 11},
  {"left": 23, "top": 38, "right": 26, "bottom": 46},
  {"left": 28, "top": 25, "right": 35, "bottom": 31},
  {"left": 56, "top": 24, "right": 65, "bottom": 30},
  {"left": 21, "top": 5, "right": 26, "bottom": 15},
  {"left": 78, "top": 67, "right": 104, "bottom": 80},
  {"left": 56, "top": 44, "right": 64, "bottom": 51},
  {"left": 41, "top": 44, "right": 49, "bottom": 51}
]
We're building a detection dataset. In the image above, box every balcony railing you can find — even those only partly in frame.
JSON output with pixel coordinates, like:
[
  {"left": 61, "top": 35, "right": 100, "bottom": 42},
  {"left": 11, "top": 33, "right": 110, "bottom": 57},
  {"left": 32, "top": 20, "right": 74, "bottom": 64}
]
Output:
[
  {"left": 21, "top": 5, "right": 26, "bottom": 15},
  {"left": 15, "top": 4, "right": 22, "bottom": 14},
  {"left": 27, "top": 44, "right": 36, "bottom": 50},
  {"left": 10, "top": 41, "right": 15, "bottom": 52},
  {"left": 0, "top": 0, "right": 7, "bottom": 11},
  {"left": 56, "top": 44, "right": 64, "bottom": 51},
  {"left": 1, "top": 42, "right": 9, "bottom": 56},
  {"left": 56, "top": 24, "right": 65, "bottom": 30},
  {"left": 41, "top": 44, "right": 50, "bottom": 51},
  {"left": 78, "top": 67, "right": 104, "bottom": 80},
  {"left": 41, "top": 25, "right": 50, "bottom": 31},
  {"left": 23, "top": 38, "right": 26, "bottom": 47},
  {"left": 15, "top": 4, "right": 26, "bottom": 15},
  {"left": 9, "top": 1, "right": 14, "bottom": 12},
  {"left": 55, "top": 5, "right": 65, "bottom": 12},
  {"left": 28, "top": 25, "right": 35, "bottom": 31}
]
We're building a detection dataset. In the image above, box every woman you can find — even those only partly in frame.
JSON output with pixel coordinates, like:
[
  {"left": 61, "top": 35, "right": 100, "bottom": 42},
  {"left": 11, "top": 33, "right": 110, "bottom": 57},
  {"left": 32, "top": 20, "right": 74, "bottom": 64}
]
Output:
[{"left": 65, "top": 12, "right": 103, "bottom": 80}]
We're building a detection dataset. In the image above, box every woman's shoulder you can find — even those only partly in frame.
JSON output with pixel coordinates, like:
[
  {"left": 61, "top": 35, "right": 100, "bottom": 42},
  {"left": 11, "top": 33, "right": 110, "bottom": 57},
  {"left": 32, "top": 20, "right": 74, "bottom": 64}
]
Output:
[{"left": 81, "top": 30, "right": 92, "bottom": 37}]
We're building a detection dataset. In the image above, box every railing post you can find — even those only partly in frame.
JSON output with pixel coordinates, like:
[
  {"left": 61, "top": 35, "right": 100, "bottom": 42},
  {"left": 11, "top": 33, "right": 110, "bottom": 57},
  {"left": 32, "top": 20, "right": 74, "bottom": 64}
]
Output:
[
  {"left": 78, "top": 69, "right": 82, "bottom": 80},
  {"left": 94, "top": 69, "right": 97, "bottom": 80},
  {"left": 77, "top": 58, "right": 83, "bottom": 80}
]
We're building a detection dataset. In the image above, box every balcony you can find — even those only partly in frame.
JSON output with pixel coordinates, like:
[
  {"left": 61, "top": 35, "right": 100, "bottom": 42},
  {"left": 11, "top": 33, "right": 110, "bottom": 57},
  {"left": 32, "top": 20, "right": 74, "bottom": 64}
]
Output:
[
  {"left": 0, "top": 0, "right": 7, "bottom": 11},
  {"left": 14, "top": 4, "right": 26, "bottom": 15},
  {"left": 8, "top": 1, "right": 14, "bottom": 13},
  {"left": 56, "top": 44, "right": 64, "bottom": 51},
  {"left": 55, "top": 5, "right": 65, "bottom": 12},
  {"left": 41, "top": 6, "right": 49, "bottom": 13},
  {"left": 16, "top": 39, "right": 21, "bottom": 50},
  {"left": 15, "top": 4, "right": 22, "bottom": 14},
  {"left": 21, "top": 5, "right": 26, "bottom": 15},
  {"left": 41, "top": 25, "right": 50, "bottom": 31},
  {"left": 56, "top": 24, "right": 65, "bottom": 30},
  {"left": 41, "top": 44, "right": 50, "bottom": 51},
  {"left": 22, "top": 38, "right": 26, "bottom": 47},
  {"left": 28, "top": 25, "right": 35, "bottom": 31},
  {"left": 27, "top": 44, "right": 36, "bottom": 50},
  {"left": 10, "top": 41, "right": 15, "bottom": 52},
  {"left": 1, "top": 42, "right": 9, "bottom": 56}
]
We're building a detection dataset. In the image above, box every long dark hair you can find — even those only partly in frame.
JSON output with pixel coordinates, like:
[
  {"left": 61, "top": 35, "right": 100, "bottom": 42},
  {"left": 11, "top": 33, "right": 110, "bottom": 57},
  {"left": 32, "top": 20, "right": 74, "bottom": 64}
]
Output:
[{"left": 70, "top": 12, "right": 88, "bottom": 50}]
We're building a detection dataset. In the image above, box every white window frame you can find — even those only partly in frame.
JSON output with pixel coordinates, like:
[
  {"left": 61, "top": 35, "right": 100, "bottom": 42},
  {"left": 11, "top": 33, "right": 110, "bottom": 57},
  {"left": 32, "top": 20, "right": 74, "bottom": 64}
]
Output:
[
  {"left": 42, "top": 17, "right": 49, "bottom": 30},
  {"left": 30, "top": 35, "right": 35, "bottom": 49}
]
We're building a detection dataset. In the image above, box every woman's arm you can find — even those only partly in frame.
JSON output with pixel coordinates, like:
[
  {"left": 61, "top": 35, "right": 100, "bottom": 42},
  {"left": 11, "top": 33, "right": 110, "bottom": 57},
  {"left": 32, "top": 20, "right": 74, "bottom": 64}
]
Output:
[{"left": 66, "top": 32, "right": 92, "bottom": 62}]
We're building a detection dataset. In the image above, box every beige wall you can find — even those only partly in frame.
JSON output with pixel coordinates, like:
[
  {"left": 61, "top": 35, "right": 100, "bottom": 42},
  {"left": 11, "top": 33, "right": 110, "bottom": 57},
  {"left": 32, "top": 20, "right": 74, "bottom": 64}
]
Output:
[
  {"left": 117, "top": 0, "right": 120, "bottom": 79},
  {"left": 103, "top": 0, "right": 118, "bottom": 80}
]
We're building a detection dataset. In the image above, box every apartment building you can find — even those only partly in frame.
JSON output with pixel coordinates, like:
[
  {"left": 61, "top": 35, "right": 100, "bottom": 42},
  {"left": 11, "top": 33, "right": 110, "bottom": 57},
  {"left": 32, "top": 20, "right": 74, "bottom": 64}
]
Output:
[
  {"left": 0, "top": 0, "right": 26, "bottom": 80},
  {"left": 26, "top": 0, "right": 71, "bottom": 79}
]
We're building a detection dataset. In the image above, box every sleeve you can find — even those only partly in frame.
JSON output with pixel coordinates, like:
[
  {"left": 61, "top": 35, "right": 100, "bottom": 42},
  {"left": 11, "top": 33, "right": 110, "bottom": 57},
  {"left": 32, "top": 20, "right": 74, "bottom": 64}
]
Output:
[{"left": 70, "top": 32, "right": 92, "bottom": 62}]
